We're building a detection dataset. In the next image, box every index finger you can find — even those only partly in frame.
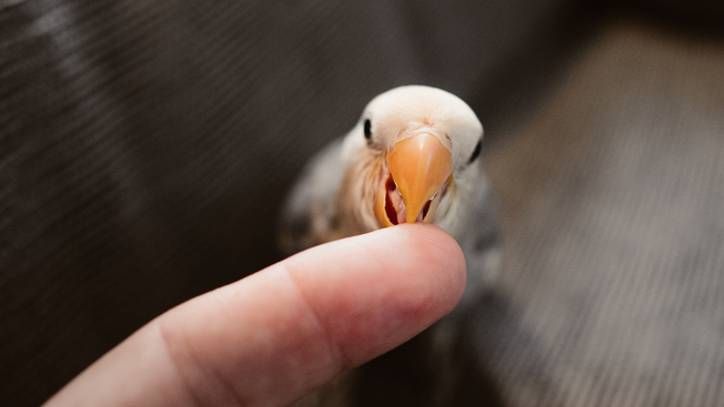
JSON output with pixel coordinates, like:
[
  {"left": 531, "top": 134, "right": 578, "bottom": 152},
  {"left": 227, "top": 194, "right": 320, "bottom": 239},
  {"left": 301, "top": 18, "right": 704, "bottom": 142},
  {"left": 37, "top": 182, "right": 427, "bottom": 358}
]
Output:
[{"left": 47, "top": 224, "right": 466, "bottom": 407}]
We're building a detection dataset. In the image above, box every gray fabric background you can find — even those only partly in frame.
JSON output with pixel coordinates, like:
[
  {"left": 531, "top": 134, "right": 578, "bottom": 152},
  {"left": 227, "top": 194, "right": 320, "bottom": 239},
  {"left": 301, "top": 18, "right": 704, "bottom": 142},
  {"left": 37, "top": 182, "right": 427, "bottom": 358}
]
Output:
[
  {"left": 2, "top": 1, "right": 723, "bottom": 405},
  {"left": 481, "top": 22, "right": 724, "bottom": 406}
]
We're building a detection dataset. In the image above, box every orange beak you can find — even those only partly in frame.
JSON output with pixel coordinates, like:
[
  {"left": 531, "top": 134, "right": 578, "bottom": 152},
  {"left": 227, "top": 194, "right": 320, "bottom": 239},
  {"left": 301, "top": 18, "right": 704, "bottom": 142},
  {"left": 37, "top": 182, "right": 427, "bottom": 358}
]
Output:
[{"left": 375, "top": 133, "right": 453, "bottom": 225}]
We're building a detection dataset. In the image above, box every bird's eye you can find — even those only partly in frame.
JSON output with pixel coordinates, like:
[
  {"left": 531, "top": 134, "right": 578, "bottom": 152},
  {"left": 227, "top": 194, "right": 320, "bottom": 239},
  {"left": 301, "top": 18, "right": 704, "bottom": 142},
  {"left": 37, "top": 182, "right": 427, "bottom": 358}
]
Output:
[
  {"left": 363, "top": 119, "right": 372, "bottom": 140},
  {"left": 468, "top": 139, "right": 482, "bottom": 164}
]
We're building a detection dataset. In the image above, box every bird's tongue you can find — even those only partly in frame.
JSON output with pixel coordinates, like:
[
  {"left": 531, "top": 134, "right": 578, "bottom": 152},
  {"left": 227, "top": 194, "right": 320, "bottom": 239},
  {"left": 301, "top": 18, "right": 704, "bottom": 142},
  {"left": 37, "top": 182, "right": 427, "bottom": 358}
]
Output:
[{"left": 385, "top": 176, "right": 403, "bottom": 225}]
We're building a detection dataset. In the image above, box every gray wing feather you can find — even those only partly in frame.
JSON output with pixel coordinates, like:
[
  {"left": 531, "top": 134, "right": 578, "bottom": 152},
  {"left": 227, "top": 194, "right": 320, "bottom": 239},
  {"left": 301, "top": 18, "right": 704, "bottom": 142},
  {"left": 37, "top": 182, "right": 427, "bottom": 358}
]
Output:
[
  {"left": 279, "top": 138, "right": 346, "bottom": 255},
  {"left": 458, "top": 173, "right": 503, "bottom": 308}
]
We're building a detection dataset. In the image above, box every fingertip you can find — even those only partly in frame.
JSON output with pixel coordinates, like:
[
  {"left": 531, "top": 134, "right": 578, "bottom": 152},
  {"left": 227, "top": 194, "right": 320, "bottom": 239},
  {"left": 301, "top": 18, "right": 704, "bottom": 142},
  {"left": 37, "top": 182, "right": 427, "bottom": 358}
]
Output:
[
  {"left": 378, "top": 224, "right": 467, "bottom": 319},
  {"left": 381, "top": 224, "right": 467, "bottom": 309},
  {"left": 286, "top": 224, "right": 467, "bottom": 366}
]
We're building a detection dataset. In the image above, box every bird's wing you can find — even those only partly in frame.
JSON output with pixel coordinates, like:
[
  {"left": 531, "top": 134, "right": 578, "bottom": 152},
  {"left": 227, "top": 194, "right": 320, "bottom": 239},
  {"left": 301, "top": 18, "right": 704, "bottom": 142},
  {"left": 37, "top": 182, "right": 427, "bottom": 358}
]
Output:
[
  {"left": 456, "top": 172, "right": 503, "bottom": 307},
  {"left": 279, "top": 138, "right": 346, "bottom": 255}
]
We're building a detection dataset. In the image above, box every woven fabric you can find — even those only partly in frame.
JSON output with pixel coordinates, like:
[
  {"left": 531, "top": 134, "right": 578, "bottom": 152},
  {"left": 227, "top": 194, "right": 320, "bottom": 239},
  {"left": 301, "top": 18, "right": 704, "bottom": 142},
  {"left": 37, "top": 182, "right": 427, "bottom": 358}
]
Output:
[
  {"left": 482, "top": 22, "right": 724, "bottom": 406},
  {"left": 0, "top": 1, "right": 566, "bottom": 404},
  {"left": 2, "top": 1, "right": 724, "bottom": 405}
]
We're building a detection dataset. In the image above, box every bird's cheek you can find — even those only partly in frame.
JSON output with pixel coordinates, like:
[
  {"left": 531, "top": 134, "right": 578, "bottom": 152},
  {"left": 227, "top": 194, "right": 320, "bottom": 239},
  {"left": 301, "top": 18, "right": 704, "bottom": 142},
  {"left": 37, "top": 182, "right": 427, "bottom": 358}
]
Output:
[{"left": 423, "top": 194, "right": 442, "bottom": 223}]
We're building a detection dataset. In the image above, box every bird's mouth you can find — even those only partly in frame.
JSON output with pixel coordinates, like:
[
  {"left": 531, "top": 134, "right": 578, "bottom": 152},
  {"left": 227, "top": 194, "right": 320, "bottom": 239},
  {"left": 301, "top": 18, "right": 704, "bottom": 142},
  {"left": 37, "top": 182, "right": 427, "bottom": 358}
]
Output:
[
  {"left": 374, "top": 132, "right": 453, "bottom": 227},
  {"left": 382, "top": 174, "right": 440, "bottom": 225}
]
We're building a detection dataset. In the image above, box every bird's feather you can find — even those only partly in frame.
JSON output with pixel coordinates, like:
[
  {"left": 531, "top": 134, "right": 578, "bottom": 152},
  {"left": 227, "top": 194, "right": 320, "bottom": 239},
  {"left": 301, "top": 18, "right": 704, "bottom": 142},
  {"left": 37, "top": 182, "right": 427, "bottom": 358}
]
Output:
[{"left": 279, "top": 86, "right": 502, "bottom": 406}]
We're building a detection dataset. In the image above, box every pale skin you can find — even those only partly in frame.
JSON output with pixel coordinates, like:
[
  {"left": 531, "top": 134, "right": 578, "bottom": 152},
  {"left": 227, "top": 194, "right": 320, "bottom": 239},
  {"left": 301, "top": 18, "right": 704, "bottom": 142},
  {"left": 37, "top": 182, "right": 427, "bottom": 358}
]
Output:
[{"left": 46, "top": 225, "right": 466, "bottom": 407}]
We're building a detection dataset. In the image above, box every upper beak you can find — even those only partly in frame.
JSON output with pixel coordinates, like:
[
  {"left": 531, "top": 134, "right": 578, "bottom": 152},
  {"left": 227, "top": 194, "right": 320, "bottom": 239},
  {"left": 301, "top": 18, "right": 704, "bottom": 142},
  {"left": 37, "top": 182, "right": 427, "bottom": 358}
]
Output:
[{"left": 385, "top": 133, "right": 453, "bottom": 223}]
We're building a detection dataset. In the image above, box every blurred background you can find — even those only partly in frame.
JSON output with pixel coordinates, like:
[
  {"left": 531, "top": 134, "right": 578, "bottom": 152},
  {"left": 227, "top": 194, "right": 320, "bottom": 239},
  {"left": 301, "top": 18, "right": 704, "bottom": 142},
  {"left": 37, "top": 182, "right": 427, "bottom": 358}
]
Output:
[{"left": 2, "top": 0, "right": 724, "bottom": 405}]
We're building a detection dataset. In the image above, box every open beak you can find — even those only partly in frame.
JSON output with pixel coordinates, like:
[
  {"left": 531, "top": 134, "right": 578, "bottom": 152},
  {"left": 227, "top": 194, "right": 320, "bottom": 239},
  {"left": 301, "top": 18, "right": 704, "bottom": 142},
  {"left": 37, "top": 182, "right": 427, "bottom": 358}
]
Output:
[{"left": 374, "top": 133, "right": 453, "bottom": 226}]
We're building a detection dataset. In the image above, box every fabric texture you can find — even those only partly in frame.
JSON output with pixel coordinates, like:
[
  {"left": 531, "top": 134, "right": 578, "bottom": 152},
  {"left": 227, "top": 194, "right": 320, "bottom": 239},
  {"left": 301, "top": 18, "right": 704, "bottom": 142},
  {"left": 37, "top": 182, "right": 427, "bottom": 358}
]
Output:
[
  {"left": 2, "top": 1, "right": 723, "bottom": 405},
  {"left": 482, "top": 22, "right": 724, "bottom": 406}
]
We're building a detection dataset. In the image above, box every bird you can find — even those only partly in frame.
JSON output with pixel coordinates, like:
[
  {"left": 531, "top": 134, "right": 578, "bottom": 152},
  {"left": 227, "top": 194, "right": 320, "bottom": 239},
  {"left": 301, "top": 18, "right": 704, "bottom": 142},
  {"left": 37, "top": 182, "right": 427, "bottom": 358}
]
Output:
[{"left": 279, "top": 85, "right": 502, "bottom": 405}]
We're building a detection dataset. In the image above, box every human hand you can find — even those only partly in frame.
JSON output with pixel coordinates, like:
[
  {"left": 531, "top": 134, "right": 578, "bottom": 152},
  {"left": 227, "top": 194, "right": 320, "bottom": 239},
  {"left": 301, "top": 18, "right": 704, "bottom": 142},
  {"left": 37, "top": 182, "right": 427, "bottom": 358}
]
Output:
[{"left": 46, "top": 224, "right": 465, "bottom": 406}]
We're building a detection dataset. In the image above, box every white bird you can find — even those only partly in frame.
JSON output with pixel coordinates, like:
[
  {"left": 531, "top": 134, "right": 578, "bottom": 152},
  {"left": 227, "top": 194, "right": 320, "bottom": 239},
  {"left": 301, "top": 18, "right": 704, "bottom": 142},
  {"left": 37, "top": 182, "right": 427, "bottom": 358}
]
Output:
[
  {"left": 280, "top": 85, "right": 502, "bottom": 405},
  {"left": 280, "top": 85, "right": 500, "bottom": 303}
]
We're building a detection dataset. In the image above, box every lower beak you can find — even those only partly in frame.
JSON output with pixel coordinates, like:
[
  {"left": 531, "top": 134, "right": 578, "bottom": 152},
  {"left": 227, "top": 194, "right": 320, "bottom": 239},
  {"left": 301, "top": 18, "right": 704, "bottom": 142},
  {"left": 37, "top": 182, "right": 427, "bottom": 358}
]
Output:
[{"left": 375, "top": 133, "right": 453, "bottom": 225}]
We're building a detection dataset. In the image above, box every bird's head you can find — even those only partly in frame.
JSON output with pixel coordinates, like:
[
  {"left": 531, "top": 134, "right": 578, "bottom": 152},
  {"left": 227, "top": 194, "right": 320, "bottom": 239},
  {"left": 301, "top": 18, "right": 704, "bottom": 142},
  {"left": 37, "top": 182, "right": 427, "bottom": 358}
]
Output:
[{"left": 341, "top": 85, "right": 484, "bottom": 231}]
